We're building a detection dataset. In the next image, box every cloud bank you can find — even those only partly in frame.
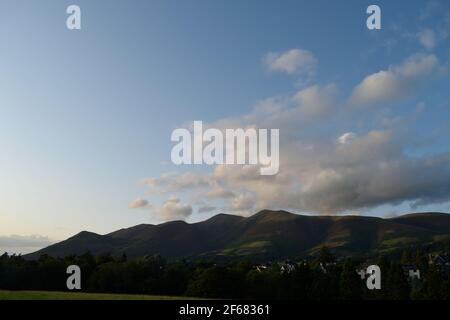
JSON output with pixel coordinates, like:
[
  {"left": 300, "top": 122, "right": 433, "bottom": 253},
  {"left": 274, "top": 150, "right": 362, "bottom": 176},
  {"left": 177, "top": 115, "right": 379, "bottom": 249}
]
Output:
[
  {"left": 349, "top": 54, "right": 439, "bottom": 107},
  {"left": 0, "top": 235, "right": 54, "bottom": 247},
  {"left": 264, "top": 48, "right": 318, "bottom": 75},
  {"left": 133, "top": 45, "right": 449, "bottom": 220}
]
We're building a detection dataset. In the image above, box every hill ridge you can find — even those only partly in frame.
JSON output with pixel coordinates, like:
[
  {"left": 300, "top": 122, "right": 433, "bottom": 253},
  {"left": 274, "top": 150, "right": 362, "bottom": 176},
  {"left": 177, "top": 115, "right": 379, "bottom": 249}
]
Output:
[{"left": 26, "top": 211, "right": 450, "bottom": 260}]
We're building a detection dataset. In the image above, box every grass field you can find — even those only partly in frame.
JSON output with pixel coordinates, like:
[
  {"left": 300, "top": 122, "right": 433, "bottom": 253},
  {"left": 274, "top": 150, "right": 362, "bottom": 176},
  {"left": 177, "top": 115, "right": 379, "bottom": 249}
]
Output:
[{"left": 0, "top": 290, "right": 197, "bottom": 300}]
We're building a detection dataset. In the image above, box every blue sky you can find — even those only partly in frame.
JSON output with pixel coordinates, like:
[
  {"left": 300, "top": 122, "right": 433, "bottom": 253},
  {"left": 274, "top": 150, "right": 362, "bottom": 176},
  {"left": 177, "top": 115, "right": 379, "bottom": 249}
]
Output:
[{"left": 1, "top": 0, "right": 450, "bottom": 253}]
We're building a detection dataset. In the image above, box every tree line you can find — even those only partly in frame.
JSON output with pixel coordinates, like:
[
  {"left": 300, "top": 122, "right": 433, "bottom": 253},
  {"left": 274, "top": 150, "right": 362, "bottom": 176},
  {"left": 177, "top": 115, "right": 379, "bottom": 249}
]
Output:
[{"left": 0, "top": 248, "right": 449, "bottom": 299}]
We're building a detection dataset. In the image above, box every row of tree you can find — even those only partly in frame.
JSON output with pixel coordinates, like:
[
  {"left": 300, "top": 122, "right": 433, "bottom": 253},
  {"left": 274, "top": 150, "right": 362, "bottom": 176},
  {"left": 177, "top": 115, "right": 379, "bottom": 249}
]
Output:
[{"left": 0, "top": 248, "right": 449, "bottom": 299}]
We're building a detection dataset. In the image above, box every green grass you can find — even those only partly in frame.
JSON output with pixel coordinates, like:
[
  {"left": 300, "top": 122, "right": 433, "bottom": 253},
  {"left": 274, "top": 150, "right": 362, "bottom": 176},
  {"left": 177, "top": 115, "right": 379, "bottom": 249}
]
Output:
[
  {"left": 380, "top": 236, "right": 418, "bottom": 247},
  {"left": 0, "top": 290, "right": 198, "bottom": 300},
  {"left": 217, "top": 240, "right": 272, "bottom": 256},
  {"left": 433, "top": 234, "right": 450, "bottom": 241}
]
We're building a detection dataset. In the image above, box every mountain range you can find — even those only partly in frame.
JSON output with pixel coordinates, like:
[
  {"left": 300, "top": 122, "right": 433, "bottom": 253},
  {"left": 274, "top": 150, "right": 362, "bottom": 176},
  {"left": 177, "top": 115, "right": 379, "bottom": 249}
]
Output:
[{"left": 26, "top": 210, "right": 450, "bottom": 260}]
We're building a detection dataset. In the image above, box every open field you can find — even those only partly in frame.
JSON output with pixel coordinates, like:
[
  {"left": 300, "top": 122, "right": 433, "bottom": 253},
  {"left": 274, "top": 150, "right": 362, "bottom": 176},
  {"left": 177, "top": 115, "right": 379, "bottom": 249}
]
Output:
[{"left": 0, "top": 290, "right": 196, "bottom": 300}]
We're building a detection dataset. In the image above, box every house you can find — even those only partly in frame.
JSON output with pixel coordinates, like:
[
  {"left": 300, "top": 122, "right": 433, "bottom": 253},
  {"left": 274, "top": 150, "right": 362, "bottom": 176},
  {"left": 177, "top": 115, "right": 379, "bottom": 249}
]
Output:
[
  {"left": 402, "top": 264, "right": 421, "bottom": 280},
  {"left": 279, "top": 261, "right": 296, "bottom": 274},
  {"left": 408, "top": 269, "right": 420, "bottom": 280},
  {"left": 255, "top": 265, "right": 267, "bottom": 273},
  {"left": 428, "top": 252, "right": 450, "bottom": 273},
  {"left": 429, "top": 253, "right": 450, "bottom": 266}
]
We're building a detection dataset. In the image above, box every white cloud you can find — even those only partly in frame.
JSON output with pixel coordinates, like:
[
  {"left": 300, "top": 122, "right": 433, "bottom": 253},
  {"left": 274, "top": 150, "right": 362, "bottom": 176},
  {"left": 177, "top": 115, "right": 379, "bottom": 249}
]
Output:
[
  {"left": 209, "top": 84, "right": 339, "bottom": 134},
  {"left": 129, "top": 198, "right": 150, "bottom": 209},
  {"left": 264, "top": 48, "right": 317, "bottom": 76},
  {"left": 133, "top": 49, "right": 450, "bottom": 217},
  {"left": 231, "top": 194, "right": 255, "bottom": 211},
  {"left": 129, "top": 196, "right": 193, "bottom": 221},
  {"left": 198, "top": 205, "right": 217, "bottom": 213},
  {"left": 204, "top": 187, "right": 236, "bottom": 199},
  {"left": 417, "top": 28, "right": 436, "bottom": 50},
  {"left": 349, "top": 54, "right": 439, "bottom": 107},
  {"left": 0, "top": 234, "right": 53, "bottom": 247},
  {"left": 338, "top": 132, "right": 357, "bottom": 144},
  {"left": 152, "top": 197, "right": 192, "bottom": 220},
  {"left": 292, "top": 84, "right": 338, "bottom": 121},
  {"left": 143, "top": 172, "right": 212, "bottom": 193},
  {"left": 142, "top": 123, "right": 450, "bottom": 215}
]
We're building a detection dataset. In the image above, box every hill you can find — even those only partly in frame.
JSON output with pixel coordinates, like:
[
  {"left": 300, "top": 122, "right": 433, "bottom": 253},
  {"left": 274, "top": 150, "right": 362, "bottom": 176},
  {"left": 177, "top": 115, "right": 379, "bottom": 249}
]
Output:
[{"left": 26, "top": 210, "right": 450, "bottom": 260}]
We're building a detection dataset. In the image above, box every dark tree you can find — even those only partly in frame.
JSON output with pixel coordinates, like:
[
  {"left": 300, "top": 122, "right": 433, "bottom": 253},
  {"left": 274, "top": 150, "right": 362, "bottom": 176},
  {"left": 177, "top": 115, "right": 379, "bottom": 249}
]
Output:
[
  {"left": 339, "top": 259, "right": 363, "bottom": 300},
  {"left": 386, "top": 262, "right": 410, "bottom": 300}
]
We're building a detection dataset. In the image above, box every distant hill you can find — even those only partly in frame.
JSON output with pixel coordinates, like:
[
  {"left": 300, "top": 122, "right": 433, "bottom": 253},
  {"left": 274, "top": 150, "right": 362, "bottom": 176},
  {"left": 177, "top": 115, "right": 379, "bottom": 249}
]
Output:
[{"left": 26, "top": 211, "right": 450, "bottom": 260}]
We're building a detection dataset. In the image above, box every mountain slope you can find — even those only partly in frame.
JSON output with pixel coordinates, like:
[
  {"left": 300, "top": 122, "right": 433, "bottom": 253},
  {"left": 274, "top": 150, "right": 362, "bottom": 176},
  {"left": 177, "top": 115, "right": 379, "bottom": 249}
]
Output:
[{"left": 26, "top": 211, "right": 450, "bottom": 260}]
